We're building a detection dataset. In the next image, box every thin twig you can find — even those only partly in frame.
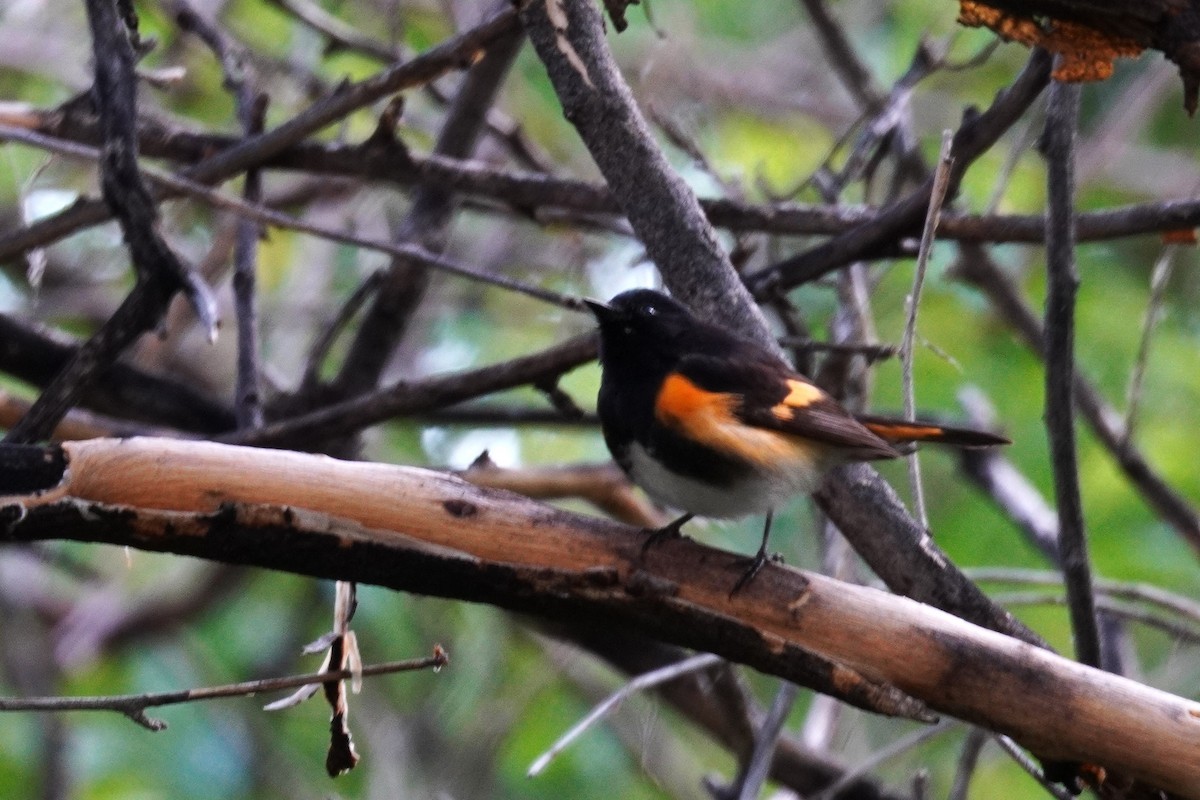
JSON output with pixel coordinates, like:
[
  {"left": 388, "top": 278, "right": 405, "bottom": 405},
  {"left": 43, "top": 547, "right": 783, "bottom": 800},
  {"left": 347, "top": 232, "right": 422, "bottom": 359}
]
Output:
[
  {"left": 989, "top": 592, "right": 1200, "bottom": 645},
  {"left": 796, "top": 0, "right": 883, "bottom": 110},
  {"left": 953, "top": 246, "right": 1200, "bottom": 549},
  {"left": 265, "top": 0, "right": 400, "bottom": 62},
  {"left": 174, "top": 2, "right": 269, "bottom": 429},
  {"left": 0, "top": 125, "right": 579, "bottom": 311},
  {"left": 968, "top": 568, "right": 1200, "bottom": 625},
  {"left": 232, "top": 102, "right": 267, "bottom": 428},
  {"left": 948, "top": 728, "right": 988, "bottom": 800},
  {"left": 777, "top": 336, "right": 898, "bottom": 363},
  {"left": 731, "top": 682, "right": 799, "bottom": 800},
  {"left": 1123, "top": 244, "right": 1178, "bottom": 446},
  {"left": 984, "top": 108, "right": 1043, "bottom": 215},
  {"left": 1040, "top": 77, "right": 1101, "bottom": 670},
  {"left": 420, "top": 405, "right": 598, "bottom": 427},
  {"left": 812, "top": 720, "right": 959, "bottom": 800},
  {"left": 527, "top": 653, "right": 722, "bottom": 777},
  {"left": 301, "top": 271, "right": 384, "bottom": 390},
  {"left": 0, "top": 650, "right": 448, "bottom": 731},
  {"left": 900, "top": 129, "right": 954, "bottom": 526},
  {"left": 228, "top": 334, "right": 598, "bottom": 447},
  {"left": 992, "top": 736, "right": 1076, "bottom": 800}
]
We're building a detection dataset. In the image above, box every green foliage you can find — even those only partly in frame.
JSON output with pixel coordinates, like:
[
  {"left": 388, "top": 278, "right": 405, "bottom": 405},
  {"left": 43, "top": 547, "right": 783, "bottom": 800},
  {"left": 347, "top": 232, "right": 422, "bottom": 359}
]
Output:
[{"left": 2, "top": 0, "right": 1199, "bottom": 797}]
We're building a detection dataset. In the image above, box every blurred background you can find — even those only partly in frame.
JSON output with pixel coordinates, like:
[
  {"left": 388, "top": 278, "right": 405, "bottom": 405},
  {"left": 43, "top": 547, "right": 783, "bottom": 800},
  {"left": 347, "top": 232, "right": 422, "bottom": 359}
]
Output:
[{"left": 1, "top": 0, "right": 1199, "bottom": 797}]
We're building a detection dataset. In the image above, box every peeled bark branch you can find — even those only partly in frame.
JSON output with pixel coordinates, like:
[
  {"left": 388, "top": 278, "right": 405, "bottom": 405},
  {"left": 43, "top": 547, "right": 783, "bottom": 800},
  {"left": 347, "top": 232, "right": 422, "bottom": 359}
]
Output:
[{"left": 2, "top": 438, "right": 1199, "bottom": 796}]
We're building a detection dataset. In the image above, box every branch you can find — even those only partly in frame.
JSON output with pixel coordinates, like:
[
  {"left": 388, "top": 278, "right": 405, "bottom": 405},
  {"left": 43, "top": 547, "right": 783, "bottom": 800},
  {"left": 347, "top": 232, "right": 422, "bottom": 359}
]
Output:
[
  {"left": 2, "top": 438, "right": 1199, "bottom": 796},
  {"left": 333, "top": 16, "right": 527, "bottom": 396},
  {"left": 899, "top": 130, "right": 955, "bottom": 525},
  {"left": 0, "top": 7, "right": 520, "bottom": 264},
  {"left": 745, "top": 48, "right": 1053, "bottom": 293},
  {"left": 0, "top": 313, "right": 234, "bottom": 433},
  {"left": 796, "top": 0, "right": 884, "bottom": 110},
  {"left": 1039, "top": 78, "right": 1101, "bottom": 669},
  {"left": 8, "top": 106, "right": 1200, "bottom": 251},
  {"left": 518, "top": 0, "right": 772, "bottom": 347},
  {"left": 461, "top": 458, "right": 664, "bottom": 528},
  {"left": 0, "top": 124, "right": 578, "bottom": 310},
  {"left": 0, "top": 389, "right": 179, "bottom": 441},
  {"left": 5, "top": 0, "right": 219, "bottom": 444},
  {"left": 231, "top": 334, "right": 597, "bottom": 448},
  {"left": 518, "top": 0, "right": 1048, "bottom": 687},
  {"left": 527, "top": 652, "right": 723, "bottom": 777},
  {"left": 953, "top": 246, "right": 1200, "bottom": 549},
  {"left": 0, "top": 649, "right": 447, "bottom": 731}
]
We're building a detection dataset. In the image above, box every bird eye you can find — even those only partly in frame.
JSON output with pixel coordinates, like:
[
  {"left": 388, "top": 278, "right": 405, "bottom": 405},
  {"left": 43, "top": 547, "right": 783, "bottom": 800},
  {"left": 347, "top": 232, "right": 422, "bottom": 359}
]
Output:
[{"left": 642, "top": 304, "right": 658, "bottom": 316}]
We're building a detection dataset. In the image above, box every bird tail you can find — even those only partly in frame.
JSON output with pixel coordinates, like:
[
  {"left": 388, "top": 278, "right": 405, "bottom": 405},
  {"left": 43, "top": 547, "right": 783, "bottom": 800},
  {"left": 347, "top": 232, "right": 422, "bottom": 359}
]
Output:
[{"left": 855, "top": 415, "right": 1010, "bottom": 448}]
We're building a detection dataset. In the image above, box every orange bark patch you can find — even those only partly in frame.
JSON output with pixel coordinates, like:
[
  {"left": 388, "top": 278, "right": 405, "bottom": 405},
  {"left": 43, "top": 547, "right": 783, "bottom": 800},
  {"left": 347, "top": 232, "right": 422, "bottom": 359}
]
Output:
[{"left": 959, "top": 2, "right": 1143, "bottom": 83}]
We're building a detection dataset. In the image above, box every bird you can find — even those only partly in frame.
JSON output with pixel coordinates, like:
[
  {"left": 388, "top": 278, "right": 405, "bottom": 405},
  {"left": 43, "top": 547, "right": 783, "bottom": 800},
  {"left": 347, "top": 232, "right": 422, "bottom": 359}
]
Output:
[{"left": 585, "top": 288, "right": 1008, "bottom": 592}]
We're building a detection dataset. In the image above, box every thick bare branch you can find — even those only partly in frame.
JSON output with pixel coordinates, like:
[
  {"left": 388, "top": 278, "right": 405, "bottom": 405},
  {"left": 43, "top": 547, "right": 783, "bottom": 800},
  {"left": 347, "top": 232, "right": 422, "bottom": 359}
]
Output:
[
  {"left": 518, "top": 0, "right": 772, "bottom": 346},
  {"left": 2, "top": 438, "right": 1199, "bottom": 796}
]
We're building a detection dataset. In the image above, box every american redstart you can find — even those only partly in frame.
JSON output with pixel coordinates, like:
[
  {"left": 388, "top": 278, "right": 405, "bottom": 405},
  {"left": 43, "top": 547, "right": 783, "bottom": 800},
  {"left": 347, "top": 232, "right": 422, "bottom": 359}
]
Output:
[{"left": 586, "top": 288, "right": 1008, "bottom": 592}]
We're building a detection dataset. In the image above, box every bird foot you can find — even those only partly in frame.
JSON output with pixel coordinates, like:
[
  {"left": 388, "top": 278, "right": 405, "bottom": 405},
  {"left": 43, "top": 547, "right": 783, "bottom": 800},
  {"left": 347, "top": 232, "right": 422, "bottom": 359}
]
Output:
[
  {"left": 729, "top": 550, "right": 784, "bottom": 597},
  {"left": 640, "top": 513, "right": 693, "bottom": 555}
]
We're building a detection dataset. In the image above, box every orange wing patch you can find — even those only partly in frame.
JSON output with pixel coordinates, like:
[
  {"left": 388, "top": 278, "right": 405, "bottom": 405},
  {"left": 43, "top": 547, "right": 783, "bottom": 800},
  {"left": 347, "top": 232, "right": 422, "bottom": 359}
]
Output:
[
  {"left": 771, "top": 379, "right": 825, "bottom": 421},
  {"left": 863, "top": 421, "right": 947, "bottom": 442},
  {"left": 655, "top": 372, "right": 735, "bottom": 427},
  {"left": 655, "top": 373, "right": 816, "bottom": 469}
]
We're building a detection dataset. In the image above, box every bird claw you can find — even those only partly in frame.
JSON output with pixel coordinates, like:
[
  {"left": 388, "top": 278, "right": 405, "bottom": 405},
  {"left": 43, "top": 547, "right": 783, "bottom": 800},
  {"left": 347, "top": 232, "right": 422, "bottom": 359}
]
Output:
[
  {"left": 729, "top": 550, "right": 784, "bottom": 597},
  {"left": 640, "top": 513, "right": 693, "bottom": 555}
]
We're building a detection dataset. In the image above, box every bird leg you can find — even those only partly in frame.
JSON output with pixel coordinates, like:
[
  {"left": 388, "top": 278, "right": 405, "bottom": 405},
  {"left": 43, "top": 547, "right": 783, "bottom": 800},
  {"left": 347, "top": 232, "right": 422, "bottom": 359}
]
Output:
[
  {"left": 730, "top": 509, "right": 781, "bottom": 596},
  {"left": 641, "top": 512, "right": 694, "bottom": 554}
]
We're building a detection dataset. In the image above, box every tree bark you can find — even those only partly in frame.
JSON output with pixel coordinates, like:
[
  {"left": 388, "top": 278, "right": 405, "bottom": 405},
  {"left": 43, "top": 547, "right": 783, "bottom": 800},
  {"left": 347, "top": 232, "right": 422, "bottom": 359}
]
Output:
[{"left": 3, "top": 437, "right": 1199, "bottom": 797}]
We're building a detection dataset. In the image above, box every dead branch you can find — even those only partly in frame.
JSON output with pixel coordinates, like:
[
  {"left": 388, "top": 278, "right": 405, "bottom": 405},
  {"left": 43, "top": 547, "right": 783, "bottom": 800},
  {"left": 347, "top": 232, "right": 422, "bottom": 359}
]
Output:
[
  {"left": 2, "top": 437, "right": 1199, "bottom": 796},
  {"left": 1040, "top": 77, "right": 1102, "bottom": 668},
  {"left": 0, "top": 648, "right": 447, "bottom": 731},
  {"left": 7, "top": 105, "right": 1200, "bottom": 251}
]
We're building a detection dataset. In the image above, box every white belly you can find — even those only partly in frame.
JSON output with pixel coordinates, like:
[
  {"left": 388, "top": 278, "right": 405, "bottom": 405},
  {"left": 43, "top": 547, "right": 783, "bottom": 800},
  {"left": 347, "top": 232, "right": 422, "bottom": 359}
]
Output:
[{"left": 626, "top": 442, "right": 824, "bottom": 519}]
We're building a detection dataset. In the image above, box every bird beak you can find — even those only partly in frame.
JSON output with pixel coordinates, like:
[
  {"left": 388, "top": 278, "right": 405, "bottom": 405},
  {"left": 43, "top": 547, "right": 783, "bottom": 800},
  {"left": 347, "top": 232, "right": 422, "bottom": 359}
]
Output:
[{"left": 583, "top": 298, "right": 617, "bottom": 323}]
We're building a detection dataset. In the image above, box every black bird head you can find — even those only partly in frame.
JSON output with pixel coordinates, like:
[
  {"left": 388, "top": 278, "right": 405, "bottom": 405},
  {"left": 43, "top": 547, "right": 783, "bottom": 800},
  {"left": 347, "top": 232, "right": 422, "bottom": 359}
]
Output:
[
  {"left": 586, "top": 289, "right": 692, "bottom": 337},
  {"left": 585, "top": 289, "right": 701, "bottom": 370}
]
